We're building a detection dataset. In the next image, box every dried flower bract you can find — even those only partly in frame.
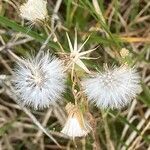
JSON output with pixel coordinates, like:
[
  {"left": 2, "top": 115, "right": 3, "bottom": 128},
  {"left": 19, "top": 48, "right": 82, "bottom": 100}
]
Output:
[{"left": 65, "top": 30, "right": 97, "bottom": 73}]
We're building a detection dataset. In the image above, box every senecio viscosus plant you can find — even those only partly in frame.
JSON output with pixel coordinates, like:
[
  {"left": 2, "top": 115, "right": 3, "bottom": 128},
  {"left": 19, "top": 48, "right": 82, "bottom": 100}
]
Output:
[{"left": 12, "top": 0, "right": 142, "bottom": 139}]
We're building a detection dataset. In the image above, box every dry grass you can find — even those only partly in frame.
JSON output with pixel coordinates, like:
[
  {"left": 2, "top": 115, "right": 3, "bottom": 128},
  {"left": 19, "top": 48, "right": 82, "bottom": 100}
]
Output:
[{"left": 0, "top": 0, "right": 150, "bottom": 149}]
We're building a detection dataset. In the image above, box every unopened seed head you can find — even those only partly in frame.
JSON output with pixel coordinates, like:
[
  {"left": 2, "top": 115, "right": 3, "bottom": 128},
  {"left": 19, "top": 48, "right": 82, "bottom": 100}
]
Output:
[
  {"left": 20, "top": 0, "right": 48, "bottom": 23},
  {"left": 120, "top": 48, "right": 129, "bottom": 58}
]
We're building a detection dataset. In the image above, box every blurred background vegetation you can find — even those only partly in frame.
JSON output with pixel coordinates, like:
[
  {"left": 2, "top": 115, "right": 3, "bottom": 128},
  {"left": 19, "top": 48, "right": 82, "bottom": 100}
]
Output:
[{"left": 0, "top": 0, "right": 150, "bottom": 149}]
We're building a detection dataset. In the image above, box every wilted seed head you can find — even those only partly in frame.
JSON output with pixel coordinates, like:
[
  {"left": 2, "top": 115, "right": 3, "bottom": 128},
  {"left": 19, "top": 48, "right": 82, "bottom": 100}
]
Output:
[
  {"left": 82, "top": 65, "right": 142, "bottom": 109},
  {"left": 20, "top": 0, "right": 48, "bottom": 23},
  {"left": 61, "top": 103, "right": 91, "bottom": 138},
  {"left": 13, "top": 52, "right": 65, "bottom": 109}
]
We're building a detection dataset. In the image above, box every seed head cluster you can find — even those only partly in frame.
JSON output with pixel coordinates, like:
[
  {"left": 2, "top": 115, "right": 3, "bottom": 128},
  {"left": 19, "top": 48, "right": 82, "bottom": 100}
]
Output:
[{"left": 14, "top": 0, "right": 144, "bottom": 140}]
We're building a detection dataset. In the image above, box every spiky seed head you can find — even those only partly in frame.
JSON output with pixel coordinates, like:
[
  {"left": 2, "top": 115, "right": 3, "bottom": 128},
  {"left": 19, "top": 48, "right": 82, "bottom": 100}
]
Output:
[
  {"left": 82, "top": 65, "right": 142, "bottom": 109},
  {"left": 13, "top": 52, "right": 65, "bottom": 109}
]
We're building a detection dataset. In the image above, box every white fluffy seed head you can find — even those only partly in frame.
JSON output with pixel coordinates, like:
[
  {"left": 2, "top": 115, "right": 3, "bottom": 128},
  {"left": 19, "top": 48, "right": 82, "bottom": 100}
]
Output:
[
  {"left": 82, "top": 66, "right": 142, "bottom": 109},
  {"left": 20, "top": 0, "right": 48, "bottom": 23},
  {"left": 13, "top": 52, "right": 65, "bottom": 109}
]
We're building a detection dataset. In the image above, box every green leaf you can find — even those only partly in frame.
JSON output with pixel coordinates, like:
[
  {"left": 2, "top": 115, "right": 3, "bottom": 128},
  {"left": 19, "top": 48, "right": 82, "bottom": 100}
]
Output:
[
  {"left": 65, "top": 0, "right": 73, "bottom": 27},
  {"left": 138, "top": 84, "right": 150, "bottom": 107},
  {"left": 0, "top": 16, "right": 59, "bottom": 50},
  {"left": 0, "top": 122, "right": 12, "bottom": 136},
  {"left": 109, "top": 110, "right": 150, "bottom": 144}
]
